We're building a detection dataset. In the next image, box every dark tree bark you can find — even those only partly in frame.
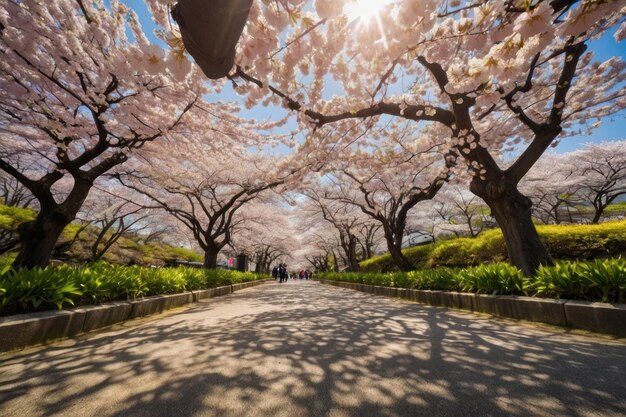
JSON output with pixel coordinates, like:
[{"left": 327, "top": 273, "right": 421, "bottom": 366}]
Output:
[
  {"left": 203, "top": 245, "right": 219, "bottom": 269},
  {"left": 382, "top": 221, "right": 414, "bottom": 272},
  {"left": 590, "top": 193, "right": 622, "bottom": 224},
  {"left": 339, "top": 232, "right": 360, "bottom": 272},
  {"left": 13, "top": 217, "right": 67, "bottom": 269},
  {"left": 0, "top": 235, "right": 19, "bottom": 255},
  {"left": 12, "top": 184, "right": 91, "bottom": 269},
  {"left": 471, "top": 178, "right": 553, "bottom": 276},
  {"left": 253, "top": 248, "right": 266, "bottom": 273}
]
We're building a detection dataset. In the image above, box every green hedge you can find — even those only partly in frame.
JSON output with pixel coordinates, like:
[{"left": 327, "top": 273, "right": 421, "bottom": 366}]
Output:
[
  {"left": 321, "top": 258, "right": 626, "bottom": 304},
  {"left": 360, "top": 220, "right": 626, "bottom": 272},
  {"left": 0, "top": 204, "right": 36, "bottom": 231},
  {"left": 0, "top": 262, "right": 266, "bottom": 316}
]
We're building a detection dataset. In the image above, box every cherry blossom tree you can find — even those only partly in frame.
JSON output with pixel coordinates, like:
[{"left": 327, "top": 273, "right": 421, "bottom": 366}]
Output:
[
  {"left": 228, "top": 201, "right": 296, "bottom": 273},
  {"left": 0, "top": 0, "right": 203, "bottom": 268},
  {"left": 115, "top": 132, "right": 295, "bottom": 268},
  {"left": 0, "top": 169, "right": 34, "bottom": 208},
  {"left": 312, "top": 135, "right": 450, "bottom": 271},
  {"left": 405, "top": 204, "right": 442, "bottom": 244},
  {"left": 298, "top": 188, "right": 382, "bottom": 271},
  {"left": 134, "top": 215, "right": 180, "bottom": 246},
  {"left": 432, "top": 185, "right": 492, "bottom": 237},
  {"left": 572, "top": 140, "right": 626, "bottom": 223},
  {"left": 151, "top": 0, "right": 624, "bottom": 275},
  {"left": 520, "top": 142, "right": 626, "bottom": 224},
  {"left": 87, "top": 198, "right": 148, "bottom": 262},
  {"left": 520, "top": 153, "right": 584, "bottom": 224},
  {"left": 296, "top": 225, "right": 344, "bottom": 272}
]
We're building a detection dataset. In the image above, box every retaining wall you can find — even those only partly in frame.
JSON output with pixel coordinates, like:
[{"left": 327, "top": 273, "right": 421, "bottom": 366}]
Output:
[
  {"left": 319, "top": 279, "right": 626, "bottom": 337},
  {"left": 0, "top": 279, "right": 271, "bottom": 352}
]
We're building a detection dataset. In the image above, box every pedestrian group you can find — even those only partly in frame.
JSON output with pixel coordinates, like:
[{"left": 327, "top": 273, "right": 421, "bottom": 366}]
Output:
[{"left": 271, "top": 263, "right": 313, "bottom": 283}]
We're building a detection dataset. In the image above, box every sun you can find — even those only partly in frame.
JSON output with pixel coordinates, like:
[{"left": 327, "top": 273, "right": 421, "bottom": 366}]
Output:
[{"left": 344, "top": 0, "right": 391, "bottom": 23}]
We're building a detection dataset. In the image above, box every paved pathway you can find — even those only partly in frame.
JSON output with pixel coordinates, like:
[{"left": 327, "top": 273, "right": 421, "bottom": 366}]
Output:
[{"left": 1, "top": 281, "right": 625, "bottom": 417}]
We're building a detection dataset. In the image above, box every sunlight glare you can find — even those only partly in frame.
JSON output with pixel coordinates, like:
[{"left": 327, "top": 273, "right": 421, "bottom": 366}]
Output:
[{"left": 344, "top": 0, "right": 390, "bottom": 23}]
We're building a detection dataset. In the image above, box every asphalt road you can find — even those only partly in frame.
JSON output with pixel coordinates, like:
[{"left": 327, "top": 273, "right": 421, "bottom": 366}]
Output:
[{"left": 1, "top": 280, "right": 625, "bottom": 417}]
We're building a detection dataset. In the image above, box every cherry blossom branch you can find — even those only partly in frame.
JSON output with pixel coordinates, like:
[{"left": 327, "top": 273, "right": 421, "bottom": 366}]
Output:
[
  {"left": 437, "top": 2, "right": 482, "bottom": 18},
  {"left": 507, "top": 42, "right": 587, "bottom": 183},
  {"left": 75, "top": 0, "right": 93, "bottom": 24},
  {"left": 271, "top": 18, "right": 328, "bottom": 59},
  {"left": 233, "top": 66, "right": 455, "bottom": 127},
  {"left": 501, "top": 53, "right": 543, "bottom": 133}
]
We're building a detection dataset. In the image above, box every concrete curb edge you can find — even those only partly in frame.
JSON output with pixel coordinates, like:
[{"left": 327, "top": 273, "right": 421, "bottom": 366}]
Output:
[
  {"left": 318, "top": 279, "right": 626, "bottom": 337},
  {"left": 0, "top": 279, "right": 272, "bottom": 352}
]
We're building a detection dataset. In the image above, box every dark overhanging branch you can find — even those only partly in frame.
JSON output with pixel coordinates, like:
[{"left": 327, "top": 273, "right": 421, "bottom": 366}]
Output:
[
  {"left": 75, "top": 0, "right": 93, "bottom": 24},
  {"left": 232, "top": 66, "right": 455, "bottom": 127},
  {"left": 506, "top": 42, "right": 587, "bottom": 183},
  {"left": 501, "top": 52, "right": 543, "bottom": 133}
]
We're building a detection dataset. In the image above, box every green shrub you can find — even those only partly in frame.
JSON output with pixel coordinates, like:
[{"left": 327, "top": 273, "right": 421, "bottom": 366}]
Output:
[
  {"left": 458, "top": 263, "right": 525, "bottom": 295},
  {"left": 359, "top": 253, "right": 395, "bottom": 273},
  {"left": 166, "top": 247, "right": 203, "bottom": 263},
  {"left": 528, "top": 262, "right": 587, "bottom": 300},
  {"left": 603, "top": 202, "right": 626, "bottom": 215},
  {"left": 0, "top": 253, "right": 17, "bottom": 271},
  {"left": 407, "top": 268, "right": 458, "bottom": 291},
  {"left": 579, "top": 258, "right": 626, "bottom": 303},
  {"left": 0, "top": 266, "right": 82, "bottom": 313},
  {"left": 0, "top": 264, "right": 267, "bottom": 316},
  {"left": 321, "top": 258, "right": 626, "bottom": 303},
  {"left": 0, "top": 204, "right": 36, "bottom": 231},
  {"left": 539, "top": 222, "right": 626, "bottom": 261},
  {"left": 360, "top": 220, "right": 626, "bottom": 272}
]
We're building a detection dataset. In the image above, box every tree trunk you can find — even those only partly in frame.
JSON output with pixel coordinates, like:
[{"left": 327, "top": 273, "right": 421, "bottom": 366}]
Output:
[
  {"left": 554, "top": 201, "right": 562, "bottom": 224},
  {"left": 342, "top": 235, "right": 360, "bottom": 272},
  {"left": 12, "top": 178, "right": 93, "bottom": 269},
  {"left": 203, "top": 247, "right": 219, "bottom": 269},
  {"left": 591, "top": 207, "right": 603, "bottom": 224},
  {"left": 12, "top": 211, "right": 70, "bottom": 269},
  {"left": 387, "top": 241, "right": 413, "bottom": 272},
  {"left": 471, "top": 179, "right": 553, "bottom": 276},
  {"left": 382, "top": 223, "right": 413, "bottom": 272}
]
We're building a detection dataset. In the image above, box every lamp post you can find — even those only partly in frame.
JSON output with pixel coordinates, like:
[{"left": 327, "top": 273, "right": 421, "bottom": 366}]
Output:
[{"left": 171, "top": 0, "right": 253, "bottom": 79}]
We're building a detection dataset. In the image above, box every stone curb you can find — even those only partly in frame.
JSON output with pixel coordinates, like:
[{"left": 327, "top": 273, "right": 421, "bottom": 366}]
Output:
[
  {"left": 0, "top": 279, "right": 271, "bottom": 353},
  {"left": 318, "top": 279, "right": 625, "bottom": 337}
]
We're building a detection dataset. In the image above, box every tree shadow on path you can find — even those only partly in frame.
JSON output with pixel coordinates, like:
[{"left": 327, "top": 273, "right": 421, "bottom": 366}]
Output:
[{"left": 1, "top": 281, "right": 625, "bottom": 417}]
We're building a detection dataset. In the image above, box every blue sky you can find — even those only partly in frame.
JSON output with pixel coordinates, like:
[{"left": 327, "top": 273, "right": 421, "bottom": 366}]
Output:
[{"left": 124, "top": 0, "right": 625, "bottom": 154}]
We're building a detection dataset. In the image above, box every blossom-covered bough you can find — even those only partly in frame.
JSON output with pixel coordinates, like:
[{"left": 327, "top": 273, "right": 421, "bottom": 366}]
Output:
[
  {"left": 432, "top": 186, "right": 491, "bottom": 238},
  {"left": 151, "top": 0, "right": 626, "bottom": 275},
  {"left": 569, "top": 140, "right": 626, "bottom": 223},
  {"left": 315, "top": 137, "right": 451, "bottom": 272},
  {"left": 520, "top": 153, "right": 585, "bottom": 224},
  {"left": 0, "top": 0, "right": 209, "bottom": 269},
  {"left": 113, "top": 131, "right": 298, "bottom": 268},
  {"left": 228, "top": 200, "right": 298, "bottom": 273},
  {"left": 300, "top": 178, "right": 383, "bottom": 272}
]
